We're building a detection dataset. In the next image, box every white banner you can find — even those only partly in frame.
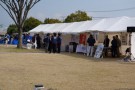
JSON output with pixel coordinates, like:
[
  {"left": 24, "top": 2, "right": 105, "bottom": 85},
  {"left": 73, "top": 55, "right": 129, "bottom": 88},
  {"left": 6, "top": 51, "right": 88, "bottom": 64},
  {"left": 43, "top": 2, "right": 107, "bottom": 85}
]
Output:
[{"left": 94, "top": 44, "right": 104, "bottom": 58}]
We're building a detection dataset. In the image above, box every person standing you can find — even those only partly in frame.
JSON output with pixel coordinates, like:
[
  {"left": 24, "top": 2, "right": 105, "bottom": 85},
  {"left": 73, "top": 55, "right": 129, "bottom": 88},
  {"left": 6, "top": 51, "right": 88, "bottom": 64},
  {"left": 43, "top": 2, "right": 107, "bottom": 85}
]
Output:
[
  {"left": 4, "top": 34, "right": 10, "bottom": 47},
  {"left": 48, "top": 34, "right": 53, "bottom": 53},
  {"left": 103, "top": 35, "right": 110, "bottom": 56},
  {"left": 43, "top": 33, "right": 50, "bottom": 52},
  {"left": 111, "top": 36, "right": 117, "bottom": 57},
  {"left": 57, "top": 33, "right": 62, "bottom": 53},
  {"left": 22, "top": 34, "right": 27, "bottom": 45},
  {"left": 52, "top": 33, "right": 57, "bottom": 53},
  {"left": 36, "top": 34, "right": 41, "bottom": 49},
  {"left": 87, "top": 34, "right": 96, "bottom": 57},
  {"left": 26, "top": 33, "right": 32, "bottom": 43},
  {"left": 32, "top": 34, "right": 37, "bottom": 49},
  {"left": 116, "top": 35, "right": 121, "bottom": 57},
  {"left": 10, "top": 35, "right": 13, "bottom": 44}
]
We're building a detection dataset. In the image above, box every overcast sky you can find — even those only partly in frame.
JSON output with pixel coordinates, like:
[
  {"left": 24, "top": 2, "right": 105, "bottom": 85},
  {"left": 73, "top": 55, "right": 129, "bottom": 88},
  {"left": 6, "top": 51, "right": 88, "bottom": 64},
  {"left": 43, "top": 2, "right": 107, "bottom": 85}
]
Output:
[{"left": 0, "top": 0, "right": 135, "bottom": 28}]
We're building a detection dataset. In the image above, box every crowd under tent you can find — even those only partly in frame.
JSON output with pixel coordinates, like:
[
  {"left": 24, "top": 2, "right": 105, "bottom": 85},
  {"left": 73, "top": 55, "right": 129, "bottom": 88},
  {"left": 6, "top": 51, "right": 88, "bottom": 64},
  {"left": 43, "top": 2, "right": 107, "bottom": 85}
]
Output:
[{"left": 29, "top": 16, "right": 135, "bottom": 56}]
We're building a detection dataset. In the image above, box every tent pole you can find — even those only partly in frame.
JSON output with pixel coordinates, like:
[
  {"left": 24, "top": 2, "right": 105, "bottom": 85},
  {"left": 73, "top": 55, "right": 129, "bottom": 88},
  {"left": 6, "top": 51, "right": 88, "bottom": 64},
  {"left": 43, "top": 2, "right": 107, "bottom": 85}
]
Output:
[{"left": 129, "top": 32, "right": 132, "bottom": 61}]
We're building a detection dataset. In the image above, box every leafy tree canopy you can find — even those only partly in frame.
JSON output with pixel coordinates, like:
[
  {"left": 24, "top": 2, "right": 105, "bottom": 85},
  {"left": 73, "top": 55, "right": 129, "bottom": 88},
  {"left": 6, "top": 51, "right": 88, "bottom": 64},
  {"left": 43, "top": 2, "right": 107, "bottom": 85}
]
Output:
[
  {"left": 64, "top": 10, "right": 92, "bottom": 23},
  {"left": 23, "top": 17, "right": 42, "bottom": 32},
  {"left": 7, "top": 24, "right": 18, "bottom": 35},
  {"left": 44, "top": 18, "right": 62, "bottom": 24}
]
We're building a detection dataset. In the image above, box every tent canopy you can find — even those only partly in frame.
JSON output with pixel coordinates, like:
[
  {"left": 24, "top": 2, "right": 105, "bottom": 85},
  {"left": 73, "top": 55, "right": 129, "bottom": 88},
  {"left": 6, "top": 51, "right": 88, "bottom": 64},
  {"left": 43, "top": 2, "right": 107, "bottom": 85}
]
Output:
[{"left": 29, "top": 16, "right": 135, "bottom": 33}]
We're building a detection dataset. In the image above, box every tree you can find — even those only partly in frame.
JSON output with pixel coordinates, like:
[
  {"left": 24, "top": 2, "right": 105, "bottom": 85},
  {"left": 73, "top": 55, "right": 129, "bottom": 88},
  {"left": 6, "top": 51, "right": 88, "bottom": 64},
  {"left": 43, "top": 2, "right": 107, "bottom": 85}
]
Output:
[
  {"left": 7, "top": 24, "right": 18, "bottom": 35},
  {"left": 64, "top": 10, "right": 92, "bottom": 23},
  {"left": 44, "top": 18, "right": 62, "bottom": 24},
  {"left": 0, "top": 0, "right": 41, "bottom": 48},
  {"left": 23, "top": 17, "right": 42, "bottom": 32}
]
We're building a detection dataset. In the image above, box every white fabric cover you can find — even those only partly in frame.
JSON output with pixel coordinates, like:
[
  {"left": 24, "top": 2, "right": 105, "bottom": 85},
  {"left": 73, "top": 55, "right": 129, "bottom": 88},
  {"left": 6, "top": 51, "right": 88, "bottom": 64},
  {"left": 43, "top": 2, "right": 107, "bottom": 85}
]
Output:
[{"left": 29, "top": 16, "right": 135, "bottom": 33}]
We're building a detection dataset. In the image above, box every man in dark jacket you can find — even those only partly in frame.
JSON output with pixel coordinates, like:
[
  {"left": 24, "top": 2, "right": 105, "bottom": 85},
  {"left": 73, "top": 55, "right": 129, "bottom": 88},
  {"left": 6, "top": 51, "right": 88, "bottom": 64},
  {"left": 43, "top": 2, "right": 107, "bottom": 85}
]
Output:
[
  {"left": 111, "top": 36, "right": 117, "bottom": 57},
  {"left": 57, "top": 33, "right": 62, "bottom": 53},
  {"left": 87, "top": 34, "right": 96, "bottom": 57},
  {"left": 36, "top": 34, "right": 41, "bottom": 49},
  {"left": 43, "top": 33, "right": 50, "bottom": 52},
  {"left": 116, "top": 35, "right": 121, "bottom": 57},
  {"left": 52, "top": 33, "right": 57, "bottom": 53},
  {"left": 103, "top": 35, "right": 110, "bottom": 56}
]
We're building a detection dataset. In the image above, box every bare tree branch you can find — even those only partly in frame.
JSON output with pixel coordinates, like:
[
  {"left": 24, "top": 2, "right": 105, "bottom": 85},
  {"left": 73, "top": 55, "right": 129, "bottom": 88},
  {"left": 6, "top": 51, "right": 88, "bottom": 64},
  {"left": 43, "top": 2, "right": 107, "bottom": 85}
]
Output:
[
  {"left": 0, "top": 2, "right": 18, "bottom": 25},
  {"left": 0, "top": 0, "right": 41, "bottom": 26},
  {"left": 0, "top": 0, "right": 41, "bottom": 48}
]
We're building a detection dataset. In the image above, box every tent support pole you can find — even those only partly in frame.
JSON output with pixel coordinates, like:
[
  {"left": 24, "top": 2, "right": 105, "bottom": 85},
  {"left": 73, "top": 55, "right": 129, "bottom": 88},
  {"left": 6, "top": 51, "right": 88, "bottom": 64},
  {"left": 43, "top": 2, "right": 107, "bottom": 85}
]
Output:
[{"left": 129, "top": 32, "right": 132, "bottom": 61}]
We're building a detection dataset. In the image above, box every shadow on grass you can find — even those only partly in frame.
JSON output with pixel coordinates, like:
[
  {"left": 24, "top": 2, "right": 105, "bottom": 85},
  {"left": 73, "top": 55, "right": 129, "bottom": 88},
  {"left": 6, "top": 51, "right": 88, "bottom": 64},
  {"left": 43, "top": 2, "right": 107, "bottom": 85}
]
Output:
[
  {"left": 61, "top": 52, "right": 135, "bottom": 64},
  {"left": 60, "top": 52, "right": 121, "bottom": 62},
  {"left": 1, "top": 45, "right": 132, "bottom": 64}
]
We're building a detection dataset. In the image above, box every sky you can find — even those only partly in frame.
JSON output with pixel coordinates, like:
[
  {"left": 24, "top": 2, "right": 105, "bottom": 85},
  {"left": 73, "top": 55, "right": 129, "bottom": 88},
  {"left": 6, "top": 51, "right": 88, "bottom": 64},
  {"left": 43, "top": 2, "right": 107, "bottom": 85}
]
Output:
[{"left": 0, "top": 0, "right": 135, "bottom": 28}]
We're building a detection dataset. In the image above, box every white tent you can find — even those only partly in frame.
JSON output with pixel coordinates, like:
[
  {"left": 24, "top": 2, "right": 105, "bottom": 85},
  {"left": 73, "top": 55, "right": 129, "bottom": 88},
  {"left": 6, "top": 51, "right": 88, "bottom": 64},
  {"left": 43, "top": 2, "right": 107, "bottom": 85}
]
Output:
[
  {"left": 90, "top": 16, "right": 129, "bottom": 32},
  {"left": 69, "top": 19, "right": 103, "bottom": 33},
  {"left": 105, "top": 16, "right": 130, "bottom": 32},
  {"left": 29, "top": 16, "right": 135, "bottom": 57},
  {"left": 29, "top": 24, "right": 49, "bottom": 33},
  {"left": 61, "top": 21, "right": 87, "bottom": 33},
  {"left": 49, "top": 23, "right": 69, "bottom": 33},
  {"left": 29, "top": 16, "right": 135, "bottom": 33}
]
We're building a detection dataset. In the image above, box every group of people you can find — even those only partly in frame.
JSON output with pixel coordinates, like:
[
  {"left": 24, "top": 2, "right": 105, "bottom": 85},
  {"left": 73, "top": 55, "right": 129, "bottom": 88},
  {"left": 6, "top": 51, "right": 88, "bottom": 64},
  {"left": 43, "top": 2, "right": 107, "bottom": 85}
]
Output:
[
  {"left": 86, "top": 34, "right": 122, "bottom": 58},
  {"left": 31, "top": 34, "right": 41, "bottom": 49},
  {"left": 104, "top": 35, "right": 121, "bottom": 58},
  {"left": 2, "top": 33, "right": 17, "bottom": 47},
  {"left": 4, "top": 33, "right": 11, "bottom": 47},
  {"left": 22, "top": 33, "right": 42, "bottom": 49},
  {"left": 22, "top": 33, "right": 62, "bottom": 52},
  {"left": 3, "top": 32, "right": 123, "bottom": 58},
  {"left": 43, "top": 33, "right": 62, "bottom": 53}
]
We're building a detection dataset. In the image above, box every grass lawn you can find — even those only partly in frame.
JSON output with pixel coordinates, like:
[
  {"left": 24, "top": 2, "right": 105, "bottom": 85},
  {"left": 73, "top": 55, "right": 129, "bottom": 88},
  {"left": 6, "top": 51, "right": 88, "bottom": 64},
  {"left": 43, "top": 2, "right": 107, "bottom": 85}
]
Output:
[
  {"left": 0, "top": 45, "right": 135, "bottom": 90},
  {"left": 0, "top": 45, "right": 45, "bottom": 53}
]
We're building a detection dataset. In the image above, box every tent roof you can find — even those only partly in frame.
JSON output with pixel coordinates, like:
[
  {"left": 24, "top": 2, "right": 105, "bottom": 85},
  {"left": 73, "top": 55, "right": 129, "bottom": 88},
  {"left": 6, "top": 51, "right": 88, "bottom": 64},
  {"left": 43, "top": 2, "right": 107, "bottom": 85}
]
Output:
[{"left": 29, "top": 16, "right": 135, "bottom": 33}]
